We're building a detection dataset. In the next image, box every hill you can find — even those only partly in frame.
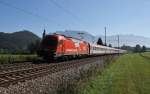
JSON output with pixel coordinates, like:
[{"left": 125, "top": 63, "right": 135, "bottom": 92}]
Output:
[
  {"left": 0, "top": 30, "right": 40, "bottom": 53},
  {"left": 55, "top": 30, "right": 95, "bottom": 43}
]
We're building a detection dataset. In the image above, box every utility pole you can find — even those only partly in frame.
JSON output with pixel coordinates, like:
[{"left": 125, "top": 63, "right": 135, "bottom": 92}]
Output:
[
  {"left": 105, "top": 27, "right": 107, "bottom": 46},
  {"left": 118, "top": 35, "right": 119, "bottom": 49}
]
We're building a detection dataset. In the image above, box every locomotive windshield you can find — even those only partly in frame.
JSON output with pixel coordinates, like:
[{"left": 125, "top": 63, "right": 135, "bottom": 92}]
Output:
[{"left": 42, "top": 36, "right": 58, "bottom": 46}]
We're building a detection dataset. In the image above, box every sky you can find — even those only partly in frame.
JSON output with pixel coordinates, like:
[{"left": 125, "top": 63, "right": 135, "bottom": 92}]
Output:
[{"left": 0, "top": 0, "right": 150, "bottom": 37}]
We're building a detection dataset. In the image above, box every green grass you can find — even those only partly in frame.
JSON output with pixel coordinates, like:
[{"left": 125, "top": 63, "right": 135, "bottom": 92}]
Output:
[
  {"left": 141, "top": 52, "right": 150, "bottom": 58},
  {"left": 80, "top": 53, "right": 150, "bottom": 94},
  {"left": 0, "top": 54, "right": 37, "bottom": 64}
]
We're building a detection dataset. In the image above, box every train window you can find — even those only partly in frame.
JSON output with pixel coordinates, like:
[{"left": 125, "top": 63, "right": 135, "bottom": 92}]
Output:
[{"left": 42, "top": 36, "right": 58, "bottom": 46}]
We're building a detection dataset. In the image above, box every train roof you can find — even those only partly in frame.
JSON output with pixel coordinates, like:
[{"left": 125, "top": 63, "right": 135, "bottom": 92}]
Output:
[{"left": 46, "top": 33, "right": 88, "bottom": 43}]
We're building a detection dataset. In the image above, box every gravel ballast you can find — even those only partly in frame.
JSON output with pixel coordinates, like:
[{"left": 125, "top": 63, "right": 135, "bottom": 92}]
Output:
[{"left": 0, "top": 56, "right": 114, "bottom": 94}]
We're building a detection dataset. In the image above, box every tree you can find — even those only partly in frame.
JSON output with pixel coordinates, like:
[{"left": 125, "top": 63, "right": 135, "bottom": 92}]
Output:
[
  {"left": 134, "top": 44, "right": 141, "bottom": 53},
  {"left": 97, "top": 37, "right": 103, "bottom": 45},
  {"left": 27, "top": 39, "right": 40, "bottom": 54},
  {"left": 141, "top": 45, "right": 146, "bottom": 52},
  {"left": 108, "top": 44, "right": 112, "bottom": 47},
  {"left": 121, "top": 45, "right": 134, "bottom": 52}
]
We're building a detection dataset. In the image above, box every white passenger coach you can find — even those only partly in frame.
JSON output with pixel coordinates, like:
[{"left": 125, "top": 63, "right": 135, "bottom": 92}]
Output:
[{"left": 89, "top": 44, "right": 126, "bottom": 55}]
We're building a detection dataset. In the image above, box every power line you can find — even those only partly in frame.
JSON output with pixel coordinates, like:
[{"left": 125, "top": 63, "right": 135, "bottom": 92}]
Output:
[
  {"left": 47, "top": 0, "right": 82, "bottom": 22},
  {"left": 47, "top": 0, "right": 89, "bottom": 30},
  {"left": 0, "top": 0, "right": 61, "bottom": 26}
]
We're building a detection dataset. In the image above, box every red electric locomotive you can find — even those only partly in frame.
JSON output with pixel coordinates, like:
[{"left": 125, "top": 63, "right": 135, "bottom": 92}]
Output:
[{"left": 38, "top": 34, "right": 89, "bottom": 61}]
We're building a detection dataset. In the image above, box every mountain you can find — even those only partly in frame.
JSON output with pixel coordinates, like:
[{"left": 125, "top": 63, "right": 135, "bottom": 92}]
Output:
[
  {"left": 0, "top": 30, "right": 40, "bottom": 52},
  {"left": 1, "top": 30, "right": 149, "bottom": 53},
  {"left": 53, "top": 30, "right": 150, "bottom": 47},
  {"left": 54, "top": 30, "right": 95, "bottom": 43},
  {"left": 97, "top": 35, "right": 150, "bottom": 47}
]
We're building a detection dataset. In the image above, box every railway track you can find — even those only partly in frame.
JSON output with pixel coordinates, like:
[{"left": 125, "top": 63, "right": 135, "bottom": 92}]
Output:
[
  {"left": 0, "top": 62, "right": 44, "bottom": 73},
  {"left": 0, "top": 56, "right": 110, "bottom": 87}
]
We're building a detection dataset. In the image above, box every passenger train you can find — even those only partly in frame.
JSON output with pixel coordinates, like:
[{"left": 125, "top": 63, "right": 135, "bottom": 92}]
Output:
[{"left": 37, "top": 34, "right": 125, "bottom": 61}]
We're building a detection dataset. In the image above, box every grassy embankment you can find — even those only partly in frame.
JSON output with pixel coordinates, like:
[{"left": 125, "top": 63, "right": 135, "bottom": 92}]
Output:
[
  {"left": 80, "top": 53, "right": 150, "bottom": 94},
  {"left": 0, "top": 54, "right": 37, "bottom": 64}
]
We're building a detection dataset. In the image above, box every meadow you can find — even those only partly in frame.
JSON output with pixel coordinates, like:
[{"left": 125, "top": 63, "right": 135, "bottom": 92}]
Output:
[
  {"left": 80, "top": 53, "right": 150, "bottom": 94},
  {"left": 0, "top": 54, "right": 37, "bottom": 64}
]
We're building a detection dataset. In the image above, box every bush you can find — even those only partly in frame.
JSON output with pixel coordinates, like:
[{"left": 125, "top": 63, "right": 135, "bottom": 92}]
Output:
[{"left": 0, "top": 55, "right": 37, "bottom": 64}]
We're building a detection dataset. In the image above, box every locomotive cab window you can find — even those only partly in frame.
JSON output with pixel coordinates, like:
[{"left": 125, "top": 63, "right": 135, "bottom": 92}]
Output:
[{"left": 42, "top": 36, "right": 58, "bottom": 46}]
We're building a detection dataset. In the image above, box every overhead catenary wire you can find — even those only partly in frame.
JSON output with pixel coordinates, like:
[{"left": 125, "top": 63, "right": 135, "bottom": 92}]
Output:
[
  {"left": 0, "top": 0, "right": 88, "bottom": 31},
  {"left": 48, "top": 0, "right": 81, "bottom": 21},
  {"left": 0, "top": 0, "right": 62, "bottom": 27},
  {"left": 47, "top": 0, "right": 88, "bottom": 28}
]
